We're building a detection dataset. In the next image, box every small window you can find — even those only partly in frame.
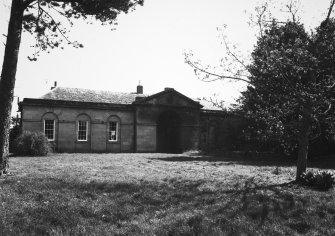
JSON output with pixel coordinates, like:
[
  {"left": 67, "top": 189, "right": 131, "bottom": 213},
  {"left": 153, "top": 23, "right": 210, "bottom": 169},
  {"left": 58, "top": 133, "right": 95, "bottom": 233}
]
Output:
[
  {"left": 78, "top": 121, "right": 88, "bottom": 141},
  {"left": 44, "top": 120, "right": 55, "bottom": 141},
  {"left": 108, "top": 121, "right": 118, "bottom": 141}
]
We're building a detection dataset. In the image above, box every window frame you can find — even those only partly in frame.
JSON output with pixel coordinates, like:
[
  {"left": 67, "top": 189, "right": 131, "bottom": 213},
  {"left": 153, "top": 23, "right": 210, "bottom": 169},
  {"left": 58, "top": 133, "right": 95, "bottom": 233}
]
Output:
[
  {"left": 77, "top": 120, "right": 88, "bottom": 141},
  {"left": 44, "top": 119, "right": 55, "bottom": 141},
  {"left": 108, "top": 121, "right": 118, "bottom": 142}
]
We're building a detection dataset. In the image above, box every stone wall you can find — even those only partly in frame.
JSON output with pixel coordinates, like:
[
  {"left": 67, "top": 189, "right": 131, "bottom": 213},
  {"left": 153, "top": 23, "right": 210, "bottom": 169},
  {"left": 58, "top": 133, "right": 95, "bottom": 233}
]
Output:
[
  {"left": 135, "top": 105, "right": 200, "bottom": 153},
  {"left": 20, "top": 89, "right": 207, "bottom": 153},
  {"left": 21, "top": 105, "right": 135, "bottom": 152},
  {"left": 199, "top": 111, "right": 244, "bottom": 151}
]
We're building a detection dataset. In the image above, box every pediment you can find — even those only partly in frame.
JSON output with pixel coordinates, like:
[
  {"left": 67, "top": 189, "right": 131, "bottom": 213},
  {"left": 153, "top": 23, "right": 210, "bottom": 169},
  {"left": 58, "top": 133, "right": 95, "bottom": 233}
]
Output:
[{"left": 133, "top": 89, "right": 202, "bottom": 108}]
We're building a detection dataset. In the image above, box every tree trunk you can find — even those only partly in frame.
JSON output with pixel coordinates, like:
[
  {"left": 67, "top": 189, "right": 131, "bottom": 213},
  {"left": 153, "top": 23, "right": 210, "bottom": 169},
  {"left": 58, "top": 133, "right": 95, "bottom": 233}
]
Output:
[
  {"left": 0, "top": 0, "right": 24, "bottom": 175},
  {"left": 296, "top": 115, "right": 311, "bottom": 181}
]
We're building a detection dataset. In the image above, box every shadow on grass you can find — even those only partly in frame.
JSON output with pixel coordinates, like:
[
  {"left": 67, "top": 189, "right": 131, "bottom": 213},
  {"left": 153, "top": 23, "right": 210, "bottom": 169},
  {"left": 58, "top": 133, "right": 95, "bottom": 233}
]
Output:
[
  {"left": 1, "top": 174, "right": 334, "bottom": 235},
  {"left": 308, "top": 155, "right": 335, "bottom": 169},
  {"left": 153, "top": 151, "right": 296, "bottom": 167},
  {"left": 155, "top": 152, "right": 335, "bottom": 169}
]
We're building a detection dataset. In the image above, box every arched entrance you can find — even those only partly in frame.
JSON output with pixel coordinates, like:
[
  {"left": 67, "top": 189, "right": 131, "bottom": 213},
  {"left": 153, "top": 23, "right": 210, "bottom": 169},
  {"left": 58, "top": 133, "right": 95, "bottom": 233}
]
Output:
[{"left": 157, "top": 111, "right": 181, "bottom": 153}]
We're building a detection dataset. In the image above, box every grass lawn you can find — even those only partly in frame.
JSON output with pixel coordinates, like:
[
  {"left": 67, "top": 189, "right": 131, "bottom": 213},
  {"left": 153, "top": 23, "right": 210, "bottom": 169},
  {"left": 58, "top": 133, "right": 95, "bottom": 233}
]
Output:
[{"left": 0, "top": 152, "right": 335, "bottom": 235}]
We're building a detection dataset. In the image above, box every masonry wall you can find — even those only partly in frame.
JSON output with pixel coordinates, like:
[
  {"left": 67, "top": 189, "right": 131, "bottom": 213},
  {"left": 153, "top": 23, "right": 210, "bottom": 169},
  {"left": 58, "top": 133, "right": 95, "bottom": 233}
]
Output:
[
  {"left": 135, "top": 105, "right": 200, "bottom": 153},
  {"left": 21, "top": 90, "right": 205, "bottom": 154},
  {"left": 199, "top": 112, "right": 244, "bottom": 151},
  {"left": 179, "top": 108, "right": 201, "bottom": 151},
  {"left": 21, "top": 105, "right": 135, "bottom": 153}
]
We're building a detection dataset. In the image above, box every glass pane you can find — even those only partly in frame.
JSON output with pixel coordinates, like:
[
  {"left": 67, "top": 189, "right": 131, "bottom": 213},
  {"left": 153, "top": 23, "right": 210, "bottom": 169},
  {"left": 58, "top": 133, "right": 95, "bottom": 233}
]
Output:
[
  {"left": 109, "top": 121, "right": 117, "bottom": 141},
  {"left": 44, "top": 120, "right": 54, "bottom": 140},
  {"left": 78, "top": 121, "right": 87, "bottom": 140}
]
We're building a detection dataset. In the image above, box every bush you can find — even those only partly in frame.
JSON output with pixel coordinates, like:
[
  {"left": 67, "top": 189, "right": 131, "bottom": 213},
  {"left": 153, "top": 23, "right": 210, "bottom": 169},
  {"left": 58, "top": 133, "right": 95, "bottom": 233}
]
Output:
[
  {"left": 301, "top": 170, "right": 335, "bottom": 191},
  {"left": 14, "top": 131, "right": 50, "bottom": 156},
  {"left": 9, "top": 125, "right": 21, "bottom": 153}
]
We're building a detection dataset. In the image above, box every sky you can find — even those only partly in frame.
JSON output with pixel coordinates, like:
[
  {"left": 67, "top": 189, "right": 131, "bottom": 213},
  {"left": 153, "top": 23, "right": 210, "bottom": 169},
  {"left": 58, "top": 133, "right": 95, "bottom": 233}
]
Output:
[{"left": 0, "top": 0, "right": 333, "bottom": 115}]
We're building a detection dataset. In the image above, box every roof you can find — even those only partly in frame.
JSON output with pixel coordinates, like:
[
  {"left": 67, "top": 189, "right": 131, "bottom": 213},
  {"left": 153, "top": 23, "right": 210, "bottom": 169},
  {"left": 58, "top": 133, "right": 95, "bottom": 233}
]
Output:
[
  {"left": 40, "top": 87, "right": 147, "bottom": 104},
  {"left": 34, "top": 87, "right": 225, "bottom": 111},
  {"left": 133, "top": 88, "right": 203, "bottom": 108}
]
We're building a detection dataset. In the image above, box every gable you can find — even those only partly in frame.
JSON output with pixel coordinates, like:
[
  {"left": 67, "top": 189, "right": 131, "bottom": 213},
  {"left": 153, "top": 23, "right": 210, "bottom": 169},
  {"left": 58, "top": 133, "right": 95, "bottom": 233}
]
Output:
[{"left": 133, "top": 88, "right": 203, "bottom": 108}]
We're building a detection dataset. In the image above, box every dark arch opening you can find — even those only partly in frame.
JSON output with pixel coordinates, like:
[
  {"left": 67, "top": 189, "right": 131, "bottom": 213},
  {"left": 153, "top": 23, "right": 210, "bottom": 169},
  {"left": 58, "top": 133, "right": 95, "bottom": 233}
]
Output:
[{"left": 157, "top": 111, "right": 181, "bottom": 153}]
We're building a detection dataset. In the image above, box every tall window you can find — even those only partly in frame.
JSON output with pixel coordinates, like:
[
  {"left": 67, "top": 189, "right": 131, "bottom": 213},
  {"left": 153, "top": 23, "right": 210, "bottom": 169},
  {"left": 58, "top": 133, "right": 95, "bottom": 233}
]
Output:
[
  {"left": 108, "top": 121, "right": 118, "bottom": 141},
  {"left": 78, "top": 121, "right": 88, "bottom": 141},
  {"left": 44, "top": 120, "right": 55, "bottom": 141}
]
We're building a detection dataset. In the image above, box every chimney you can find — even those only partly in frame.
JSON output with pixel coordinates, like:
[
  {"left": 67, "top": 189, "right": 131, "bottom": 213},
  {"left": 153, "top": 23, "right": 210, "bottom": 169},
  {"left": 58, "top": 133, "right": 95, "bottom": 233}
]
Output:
[
  {"left": 164, "top": 87, "right": 174, "bottom": 91},
  {"left": 51, "top": 81, "right": 57, "bottom": 90},
  {"left": 137, "top": 82, "right": 143, "bottom": 94}
]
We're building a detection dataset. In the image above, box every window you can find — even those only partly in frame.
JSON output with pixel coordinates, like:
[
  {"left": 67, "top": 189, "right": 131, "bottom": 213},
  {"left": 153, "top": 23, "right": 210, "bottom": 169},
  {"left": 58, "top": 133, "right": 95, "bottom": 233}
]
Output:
[
  {"left": 108, "top": 121, "right": 118, "bottom": 141},
  {"left": 44, "top": 120, "right": 55, "bottom": 141},
  {"left": 78, "top": 121, "right": 88, "bottom": 141}
]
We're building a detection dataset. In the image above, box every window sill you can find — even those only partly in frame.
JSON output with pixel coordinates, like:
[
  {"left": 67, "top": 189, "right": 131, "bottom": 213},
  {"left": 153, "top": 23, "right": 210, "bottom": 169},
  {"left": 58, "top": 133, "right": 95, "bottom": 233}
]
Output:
[
  {"left": 76, "top": 140, "right": 88, "bottom": 143},
  {"left": 107, "top": 140, "right": 120, "bottom": 144}
]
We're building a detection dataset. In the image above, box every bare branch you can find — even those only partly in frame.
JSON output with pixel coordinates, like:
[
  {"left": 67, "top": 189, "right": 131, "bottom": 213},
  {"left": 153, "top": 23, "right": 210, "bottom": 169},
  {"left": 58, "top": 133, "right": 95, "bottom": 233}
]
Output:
[
  {"left": 322, "top": 103, "right": 332, "bottom": 115},
  {"left": 221, "top": 36, "right": 249, "bottom": 72},
  {"left": 37, "top": 0, "right": 42, "bottom": 24},
  {"left": 200, "top": 96, "right": 227, "bottom": 110},
  {"left": 284, "top": 0, "right": 301, "bottom": 23},
  {"left": 186, "top": 59, "right": 254, "bottom": 86},
  {"left": 325, "top": 0, "right": 335, "bottom": 23},
  {"left": 261, "top": 20, "right": 287, "bottom": 24},
  {"left": 256, "top": 3, "right": 267, "bottom": 38},
  {"left": 327, "top": 81, "right": 335, "bottom": 90}
]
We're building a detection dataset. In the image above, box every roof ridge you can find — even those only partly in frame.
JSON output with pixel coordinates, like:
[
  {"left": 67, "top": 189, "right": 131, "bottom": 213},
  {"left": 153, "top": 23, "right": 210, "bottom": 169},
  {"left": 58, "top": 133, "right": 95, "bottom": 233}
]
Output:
[{"left": 52, "top": 86, "right": 138, "bottom": 95}]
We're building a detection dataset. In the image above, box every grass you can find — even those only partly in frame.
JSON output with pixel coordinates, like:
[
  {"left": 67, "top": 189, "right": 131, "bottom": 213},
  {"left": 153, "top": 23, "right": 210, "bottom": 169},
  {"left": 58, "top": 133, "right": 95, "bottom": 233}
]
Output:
[{"left": 0, "top": 152, "right": 334, "bottom": 235}]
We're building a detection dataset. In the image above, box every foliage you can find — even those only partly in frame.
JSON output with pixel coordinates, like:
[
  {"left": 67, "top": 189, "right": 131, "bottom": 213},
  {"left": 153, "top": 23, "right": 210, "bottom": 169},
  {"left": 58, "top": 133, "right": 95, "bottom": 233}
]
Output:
[
  {"left": 21, "top": 0, "right": 144, "bottom": 60},
  {"left": 301, "top": 170, "right": 335, "bottom": 191},
  {"left": 9, "top": 124, "right": 21, "bottom": 154},
  {"left": 240, "top": 20, "right": 335, "bottom": 154},
  {"left": 14, "top": 131, "right": 50, "bottom": 156},
  {"left": 309, "top": 135, "right": 335, "bottom": 158}
]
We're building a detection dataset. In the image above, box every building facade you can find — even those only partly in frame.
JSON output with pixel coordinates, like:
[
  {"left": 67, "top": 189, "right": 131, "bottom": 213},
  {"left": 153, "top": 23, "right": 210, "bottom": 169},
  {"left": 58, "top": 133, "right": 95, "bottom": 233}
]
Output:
[{"left": 19, "top": 85, "right": 230, "bottom": 153}]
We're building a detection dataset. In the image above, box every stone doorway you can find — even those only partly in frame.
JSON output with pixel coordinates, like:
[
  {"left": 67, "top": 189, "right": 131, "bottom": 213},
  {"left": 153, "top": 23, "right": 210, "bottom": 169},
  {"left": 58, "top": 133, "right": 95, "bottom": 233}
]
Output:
[{"left": 157, "top": 111, "right": 181, "bottom": 153}]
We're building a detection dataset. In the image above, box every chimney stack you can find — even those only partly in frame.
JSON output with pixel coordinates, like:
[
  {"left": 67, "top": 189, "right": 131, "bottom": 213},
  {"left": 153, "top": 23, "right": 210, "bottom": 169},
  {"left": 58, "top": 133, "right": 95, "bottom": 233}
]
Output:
[
  {"left": 164, "top": 87, "right": 174, "bottom": 91},
  {"left": 51, "top": 81, "right": 57, "bottom": 90},
  {"left": 137, "top": 81, "right": 143, "bottom": 94}
]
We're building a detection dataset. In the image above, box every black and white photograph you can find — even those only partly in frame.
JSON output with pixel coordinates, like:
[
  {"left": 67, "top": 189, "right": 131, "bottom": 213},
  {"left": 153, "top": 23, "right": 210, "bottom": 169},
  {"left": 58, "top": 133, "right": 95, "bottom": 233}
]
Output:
[{"left": 0, "top": 0, "right": 335, "bottom": 235}]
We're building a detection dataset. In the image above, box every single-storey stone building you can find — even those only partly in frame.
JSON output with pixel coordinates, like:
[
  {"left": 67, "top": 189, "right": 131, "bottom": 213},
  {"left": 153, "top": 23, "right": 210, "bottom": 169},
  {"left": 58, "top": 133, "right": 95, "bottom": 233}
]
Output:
[{"left": 19, "top": 85, "right": 235, "bottom": 153}]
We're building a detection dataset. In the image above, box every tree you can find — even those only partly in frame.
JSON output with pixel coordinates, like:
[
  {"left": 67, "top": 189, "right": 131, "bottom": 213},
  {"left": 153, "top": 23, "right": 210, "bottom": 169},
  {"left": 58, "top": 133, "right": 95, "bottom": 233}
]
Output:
[
  {"left": 185, "top": 0, "right": 335, "bottom": 181},
  {"left": 0, "top": 0, "right": 144, "bottom": 175},
  {"left": 243, "top": 19, "right": 335, "bottom": 179}
]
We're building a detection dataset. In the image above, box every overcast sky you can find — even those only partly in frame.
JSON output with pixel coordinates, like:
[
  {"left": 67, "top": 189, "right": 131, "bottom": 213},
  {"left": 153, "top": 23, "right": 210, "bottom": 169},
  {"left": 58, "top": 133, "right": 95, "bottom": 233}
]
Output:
[{"left": 0, "top": 0, "right": 332, "bottom": 115}]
